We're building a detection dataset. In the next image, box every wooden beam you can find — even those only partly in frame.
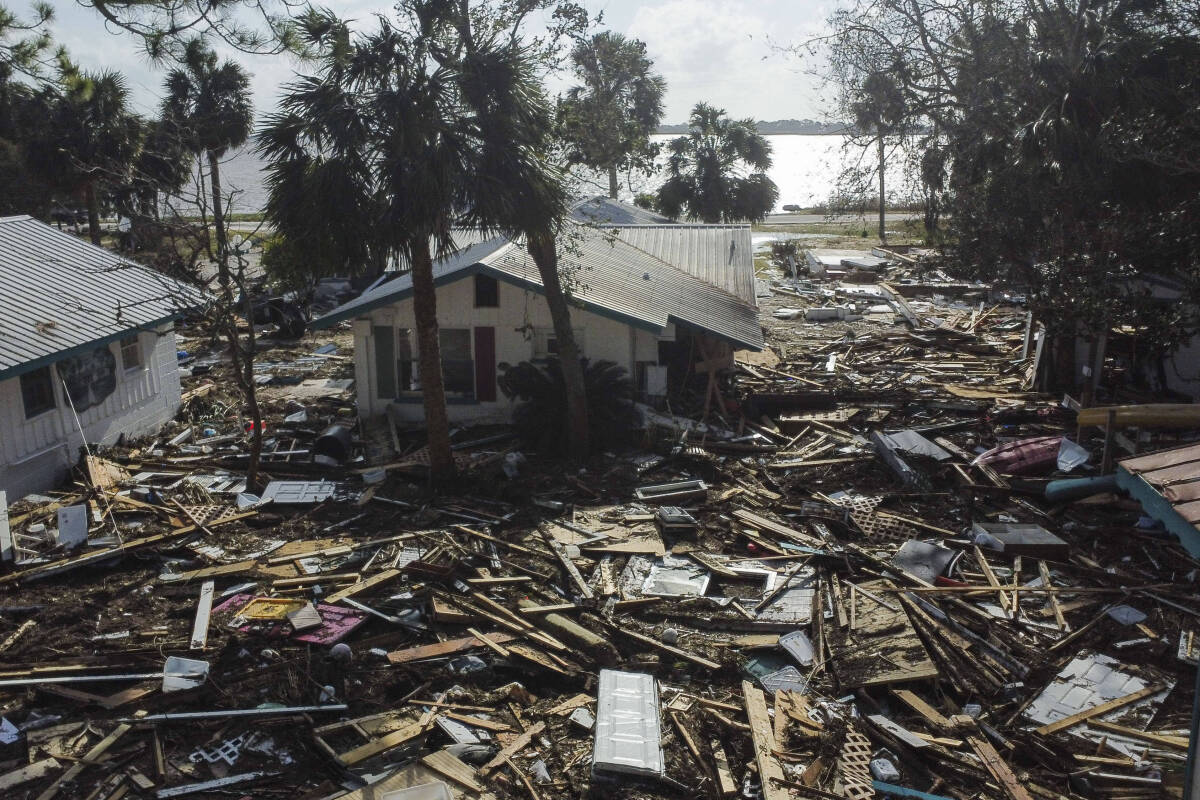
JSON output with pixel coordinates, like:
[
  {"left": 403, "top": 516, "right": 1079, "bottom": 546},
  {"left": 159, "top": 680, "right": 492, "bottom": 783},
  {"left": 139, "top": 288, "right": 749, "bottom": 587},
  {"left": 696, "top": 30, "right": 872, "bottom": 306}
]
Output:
[
  {"left": 325, "top": 569, "right": 402, "bottom": 603},
  {"left": 479, "top": 721, "right": 545, "bottom": 777},
  {"left": 891, "top": 689, "right": 951, "bottom": 730},
  {"left": 615, "top": 627, "right": 721, "bottom": 670},
  {"left": 743, "top": 681, "right": 788, "bottom": 800},
  {"left": 1086, "top": 719, "right": 1189, "bottom": 750},
  {"left": 1034, "top": 684, "right": 1164, "bottom": 736},
  {"left": 387, "top": 632, "right": 518, "bottom": 665},
  {"left": 967, "top": 734, "right": 1033, "bottom": 800},
  {"left": 337, "top": 717, "right": 433, "bottom": 766},
  {"left": 36, "top": 715, "right": 141, "bottom": 800},
  {"left": 538, "top": 526, "right": 593, "bottom": 599}
]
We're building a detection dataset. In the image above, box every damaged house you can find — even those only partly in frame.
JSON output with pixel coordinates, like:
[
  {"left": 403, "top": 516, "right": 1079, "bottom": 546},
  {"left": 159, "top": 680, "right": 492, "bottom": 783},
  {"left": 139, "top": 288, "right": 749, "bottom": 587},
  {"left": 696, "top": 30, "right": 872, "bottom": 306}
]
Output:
[
  {"left": 0, "top": 215, "right": 201, "bottom": 497},
  {"left": 311, "top": 199, "right": 764, "bottom": 422}
]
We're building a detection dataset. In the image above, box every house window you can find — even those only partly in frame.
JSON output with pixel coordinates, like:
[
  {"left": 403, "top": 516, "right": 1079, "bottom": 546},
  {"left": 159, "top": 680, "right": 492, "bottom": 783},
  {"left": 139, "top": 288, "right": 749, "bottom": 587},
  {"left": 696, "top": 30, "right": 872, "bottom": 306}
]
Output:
[
  {"left": 20, "top": 366, "right": 56, "bottom": 419},
  {"left": 533, "top": 328, "right": 585, "bottom": 361},
  {"left": 120, "top": 335, "right": 142, "bottom": 371},
  {"left": 440, "top": 328, "right": 474, "bottom": 395},
  {"left": 396, "top": 329, "right": 416, "bottom": 392},
  {"left": 474, "top": 274, "right": 499, "bottom": 308}
]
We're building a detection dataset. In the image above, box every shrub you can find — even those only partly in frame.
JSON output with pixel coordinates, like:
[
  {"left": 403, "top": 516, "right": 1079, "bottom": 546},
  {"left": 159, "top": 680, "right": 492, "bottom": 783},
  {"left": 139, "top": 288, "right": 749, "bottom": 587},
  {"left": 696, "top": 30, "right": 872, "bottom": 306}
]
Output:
[{"left": 498, "top": 358, "right": 641, "bottom": 453}]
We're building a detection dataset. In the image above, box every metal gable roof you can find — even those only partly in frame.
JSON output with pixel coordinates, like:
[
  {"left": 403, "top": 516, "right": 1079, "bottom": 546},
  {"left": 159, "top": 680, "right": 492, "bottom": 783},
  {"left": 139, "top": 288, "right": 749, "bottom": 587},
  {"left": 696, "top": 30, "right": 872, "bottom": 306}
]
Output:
[
  {"left": 608, "top": 224, "right": 756, "bottom": 304},
  {"left": 0, "top": 216, "right": 204, "bottom": 381},
  {"left": 569, "top": 196, "right": 673, "bottom": 225},
  {"left": 312, "top": 224, "right": 763, "bottom": 351}
]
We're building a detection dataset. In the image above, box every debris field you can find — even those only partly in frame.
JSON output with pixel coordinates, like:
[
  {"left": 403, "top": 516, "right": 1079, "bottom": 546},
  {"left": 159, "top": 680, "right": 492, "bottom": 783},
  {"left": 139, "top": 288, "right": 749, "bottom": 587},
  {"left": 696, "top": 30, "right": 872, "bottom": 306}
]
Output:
[{"left": 0, "top": 247, "right": 1197, "bottom": 800}]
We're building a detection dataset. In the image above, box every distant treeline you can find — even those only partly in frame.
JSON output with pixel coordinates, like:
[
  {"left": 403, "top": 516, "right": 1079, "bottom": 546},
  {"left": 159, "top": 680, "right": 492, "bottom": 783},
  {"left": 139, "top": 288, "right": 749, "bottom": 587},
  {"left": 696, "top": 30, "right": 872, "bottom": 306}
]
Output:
[{"left": 656, "top": 118, "right": 851, "bottom": 135}]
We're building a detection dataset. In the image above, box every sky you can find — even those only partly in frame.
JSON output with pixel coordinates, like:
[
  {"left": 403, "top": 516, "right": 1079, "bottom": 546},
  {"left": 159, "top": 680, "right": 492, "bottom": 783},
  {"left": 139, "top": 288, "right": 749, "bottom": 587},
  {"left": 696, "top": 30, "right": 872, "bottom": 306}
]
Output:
[{"left": 43, "top": 0, "right": 835, "bottom": 122}]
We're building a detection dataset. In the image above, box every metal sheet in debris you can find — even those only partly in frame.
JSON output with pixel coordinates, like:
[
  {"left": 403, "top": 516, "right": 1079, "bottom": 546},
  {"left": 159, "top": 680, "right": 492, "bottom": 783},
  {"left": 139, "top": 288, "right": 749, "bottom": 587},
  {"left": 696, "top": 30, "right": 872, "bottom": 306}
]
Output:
[
  {"left": 261, "top": 481, "right": 340, "bottom": 504},
  {"left": 760, "top": 665, "right": 809, "bottom": 695},
  {"left": 755, "top": 567, "right": 818, "bottom": 625},
  {"left": 780, "top": 630, "right": 815, "bottom": 667},
  {"left": 641, "top": 555, "right": 710, "bottom": 597},
  {"left": 593, "top": 669, "right": 664, "bottom": 777},
  {"left": 1025, "top": 650, "right": 1173, "bottom": 758}
]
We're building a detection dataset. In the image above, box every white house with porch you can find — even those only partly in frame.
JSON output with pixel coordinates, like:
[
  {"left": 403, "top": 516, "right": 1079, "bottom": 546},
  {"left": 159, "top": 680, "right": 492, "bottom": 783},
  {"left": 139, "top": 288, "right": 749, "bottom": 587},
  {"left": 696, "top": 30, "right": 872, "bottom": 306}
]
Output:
[
  {"left": 0, "top": 216, "right": 201, "bottom": 498},
  {"left": 310, "top": 200, "right": 764, "bottom": 423}
]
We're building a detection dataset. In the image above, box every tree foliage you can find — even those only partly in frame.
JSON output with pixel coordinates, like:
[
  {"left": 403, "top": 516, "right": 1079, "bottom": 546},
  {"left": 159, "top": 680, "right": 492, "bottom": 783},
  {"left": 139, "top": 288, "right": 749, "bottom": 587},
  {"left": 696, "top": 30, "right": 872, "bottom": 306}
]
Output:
[
  {"left": 654, "top": 103, "right": 779, "bottom": 223},
  {"left": 260, "top": 1, "right": 589, "bottom": 479},
  {"left": 821, "top": 0, "right": 1200, "bottom": 359},
  {"left": 558, "top": 31, "right": 665, "bottom": 199}
]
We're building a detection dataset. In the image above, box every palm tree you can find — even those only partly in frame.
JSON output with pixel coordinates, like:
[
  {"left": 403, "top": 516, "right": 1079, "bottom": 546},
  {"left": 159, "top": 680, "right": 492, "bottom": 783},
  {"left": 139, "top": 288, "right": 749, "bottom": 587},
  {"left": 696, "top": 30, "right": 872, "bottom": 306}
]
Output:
[
  {"left": 559, "top": 31, "right": 666, "bottom": 199},
  {"left": 656, "top": 103, "right": 779, "bottom": 223},
  {"left": 160, "top": 37, "right": 253, "bottom": 292},
  {"left": 261, "top": 4, "right": 590, "bottom": 478},
  {"left": 850, "top": 71, "right": 908, "bottom": 243},
  {"left": 26, "top": 68, "right": 142, "bottom": 244}
]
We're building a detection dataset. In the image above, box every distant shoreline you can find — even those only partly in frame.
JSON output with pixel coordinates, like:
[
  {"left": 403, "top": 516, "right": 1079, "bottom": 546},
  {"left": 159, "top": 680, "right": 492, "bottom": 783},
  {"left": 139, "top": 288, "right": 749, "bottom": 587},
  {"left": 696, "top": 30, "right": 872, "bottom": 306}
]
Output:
[{"left": 655, "top": 121, "right": 851, "bottom": 136}]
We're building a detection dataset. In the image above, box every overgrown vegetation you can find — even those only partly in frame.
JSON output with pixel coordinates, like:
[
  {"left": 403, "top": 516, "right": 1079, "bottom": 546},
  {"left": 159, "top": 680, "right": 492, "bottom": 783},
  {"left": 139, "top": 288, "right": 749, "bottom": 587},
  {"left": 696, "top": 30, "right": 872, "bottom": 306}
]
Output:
[{"left": 498, "top": 359, "right": 640, "bottom": 454}]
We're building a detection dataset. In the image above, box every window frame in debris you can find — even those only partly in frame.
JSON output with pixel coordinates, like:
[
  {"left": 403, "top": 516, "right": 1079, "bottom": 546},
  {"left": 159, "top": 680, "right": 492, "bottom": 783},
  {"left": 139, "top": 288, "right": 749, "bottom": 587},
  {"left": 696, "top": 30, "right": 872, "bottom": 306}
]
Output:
[
  {"left": 374, "top": 326, "right": 419, "bottom": 399},
  {"left": 473, "top": 273, "right": 499, "bottom": 308},
  {"left": 119, "top": 334, "right": 143, "bottom": 372},
  {"left": 20, "top": 365, "right": 57, "bottom": 419}
]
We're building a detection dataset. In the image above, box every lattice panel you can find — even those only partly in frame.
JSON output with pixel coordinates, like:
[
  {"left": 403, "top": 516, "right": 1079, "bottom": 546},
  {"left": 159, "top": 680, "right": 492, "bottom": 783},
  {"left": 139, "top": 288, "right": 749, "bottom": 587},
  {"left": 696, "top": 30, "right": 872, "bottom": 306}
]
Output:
[
  {"left": 850, "top": 511, "right": 919, "bottom": 544},
  {"left": 180, "top": 504, "right": 239, "bottom": 525},
  {"left": 837, "top": 730, "right": 875, "bottom": 800},
  {"left": 828, "top": 494, "right": 884, "bottom": 514}
]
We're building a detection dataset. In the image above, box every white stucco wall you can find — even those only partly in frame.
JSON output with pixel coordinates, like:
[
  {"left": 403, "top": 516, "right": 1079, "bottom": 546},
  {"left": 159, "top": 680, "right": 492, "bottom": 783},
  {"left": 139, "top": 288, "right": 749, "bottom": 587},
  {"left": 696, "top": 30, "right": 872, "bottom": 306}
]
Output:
[
  {"left": 0, "top": 323, "right": 182, "bottom": 498},
  {"left": 353, "top": 275, "right": 665, "bottom": 422}
]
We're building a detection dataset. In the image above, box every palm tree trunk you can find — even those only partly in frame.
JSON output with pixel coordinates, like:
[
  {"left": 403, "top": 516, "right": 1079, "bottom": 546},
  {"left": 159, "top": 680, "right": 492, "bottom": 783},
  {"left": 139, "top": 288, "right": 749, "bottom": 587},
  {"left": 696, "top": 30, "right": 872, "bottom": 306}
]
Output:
[
  {"left": 877, "top": 134, "right": 887, "bottom": 245},
  {"left": 208, "top": 150, "right": 231, "bottom": 295},
  {"left": 608, "top": 165, "right": 619, "bottom": 199},
  {"left": 85, "top": 180, "right": 101, "bottom": 245},
  {"left": 527, "top": 231, "right": 589, "bottom": 459},
  {"left": 411, "top": 241, "right": 456, "bottom": 481}
]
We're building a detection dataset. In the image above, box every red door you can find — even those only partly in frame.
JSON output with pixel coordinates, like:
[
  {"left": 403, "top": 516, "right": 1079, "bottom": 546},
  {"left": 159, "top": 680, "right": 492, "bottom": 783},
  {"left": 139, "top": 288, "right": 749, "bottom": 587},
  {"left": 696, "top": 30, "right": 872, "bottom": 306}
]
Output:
[{"left": 474, "top": 326, "right": 497, "bottom": 402}]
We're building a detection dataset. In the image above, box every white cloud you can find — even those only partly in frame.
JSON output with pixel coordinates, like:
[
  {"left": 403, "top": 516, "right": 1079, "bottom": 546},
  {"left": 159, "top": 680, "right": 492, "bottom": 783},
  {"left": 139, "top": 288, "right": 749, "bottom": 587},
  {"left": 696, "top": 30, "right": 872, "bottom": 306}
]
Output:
[{"left": 625, "top": 0, "right": 830, "bottom": 122}]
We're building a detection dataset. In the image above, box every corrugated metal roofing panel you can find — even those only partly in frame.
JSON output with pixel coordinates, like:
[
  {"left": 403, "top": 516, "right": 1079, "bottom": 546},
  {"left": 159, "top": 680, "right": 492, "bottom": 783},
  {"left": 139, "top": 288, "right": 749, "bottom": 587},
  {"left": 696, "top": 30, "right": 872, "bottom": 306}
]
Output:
[
  {"left": 593, "top": 669, "right": 664, "bottom": 777},
  {"left": 570, "top": 196, "right": 673, "bottom": 225},
  {"left": 0, "top": 215, "right": 203, "bottom": 379},
  {"left": 611, "top": 224, "right": 756, "bottom": 304},
  {"left": 312, "top": 224, "right": 764, "bottom": 351}
]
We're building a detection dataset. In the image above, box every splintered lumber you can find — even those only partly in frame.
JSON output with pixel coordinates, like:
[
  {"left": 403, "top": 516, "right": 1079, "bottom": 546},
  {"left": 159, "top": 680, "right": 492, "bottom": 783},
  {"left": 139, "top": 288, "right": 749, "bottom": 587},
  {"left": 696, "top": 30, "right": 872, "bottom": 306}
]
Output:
[
  {"left": 36, "top": 714, "right": 140, "bottom": 800},
  {"left": 189, "top": 580, "right": 215, "bottom": 650},
  {"left": 732, "top": 509, "right": 824, "bottom": 548},
  {"left": 0, "top": 512, "right": 256, "bottom": 586},
  {"left": 1037, "top": 560, "right": 1069, "bottom": 632},
  {"left": 421, "top": 750, "right": 484, "bottom": 792},
  {"left": 743, "top": 681, "right": 788, "bottom": 800},
  {"left": 710, "top": 738, "right": 738, "bottom": 797},
  {"left": 479, "top": 720, "right": 545, "bottom": 777},
  {"left": 0, "top": 758, "right": 60, "bottom": 791},
  {"left": 466, "top": 627, "right": 511, "bottom": 657},
  {"left": 337, "top": 716, "right": 435, "bottom": 766},
  {"left": 0, "top": 619, "right": 35, "bottom": 653},
  {"left": 325, "top": 569, "right": 402, "bottom": 603},
  {"left": 891, "top": 689, "right": 951, "bottom": 730},
  {"left": 967, "top": 734, "right": 1034, "bottom": 800},
  {"left": 443, "top": 711, "right": 512, "bottom": 732},
  {"left": 538, "top": 525, "right": 594, "bottom": 599},
  {"left": 1034, "top": 684, "right": 1165, "bottom": 736},
  {"left": 1085, "top": 719, "right": 1189, "bottom": 750},
  {"left": 825, "top": 579, "right": 938, "bottom": 687},
  {"left": 615, "top": 627, "right": 721, "bottom": 670},
  {"left": 387, "top": 632, "right": 518, "bottom": 664},
  {"left": 547, "top": 693, "right": 591, "bottom": 716}
]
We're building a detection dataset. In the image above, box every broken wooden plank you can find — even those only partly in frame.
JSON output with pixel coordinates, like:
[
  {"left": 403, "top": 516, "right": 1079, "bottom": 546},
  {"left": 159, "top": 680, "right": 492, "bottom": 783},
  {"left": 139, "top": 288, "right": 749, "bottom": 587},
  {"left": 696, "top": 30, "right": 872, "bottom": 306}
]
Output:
[
  {"left": 732, "top": 509, "right": 824, "bottom": 548},
  {"left": 615, "top": 627, "right": 721, "bottom": 670},
  {"left": 711, "top": 738, "right": 738, "bottom": 797},
  {"left": 1085, "top": 719, "right": 1188, "bottom": 750},
  {"left": 0, "top": 759, "right": 61, "bottom": 792},
  {"left": 421, "top": 749, "right": 484, "bottom": 793},
  {"left": 479, "top": 720, "right": 545, "bottom": 777},
  {"left": 36, "top": 714, "right": 140, "bottom": 800},
  {"left": 891, "top": 689, "right": 951, "bottom": 730},
  {"left": 538, "top": 525, "right": 594, "bottom": 599},
  {"left": 337, "top": 717, "right": 434, "bottom": 766},
  {"left": 466, "top": 627, "right": 511, "bottom": 658},
  {"left": 1034, "top": 684, "right": 1164, "bottom": 736},
  {"left": 386, "top": 632, "right": 518, "bottom": 664},
  {"left": 743, "top": 681, "right": 788, "bottom": 800},
  {"left": 0, "top": 619, "right": 35, "bottom": 653},
  {"left": 189, "top": 580, "right": 215, "bottom": 650},
  {"left": 325, "top": 569, "right": 402, "bottom": 603},
  {"left": 967, "top": 734, "right": 1034, "bottom": 800}
]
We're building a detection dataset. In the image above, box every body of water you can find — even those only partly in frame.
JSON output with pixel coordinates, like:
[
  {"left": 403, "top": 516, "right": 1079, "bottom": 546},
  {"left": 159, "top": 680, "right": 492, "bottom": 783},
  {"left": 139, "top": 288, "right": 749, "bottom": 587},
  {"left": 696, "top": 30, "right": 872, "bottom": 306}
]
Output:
[{"left": 198, "top": 134, "right": 916, "bottom": 217}]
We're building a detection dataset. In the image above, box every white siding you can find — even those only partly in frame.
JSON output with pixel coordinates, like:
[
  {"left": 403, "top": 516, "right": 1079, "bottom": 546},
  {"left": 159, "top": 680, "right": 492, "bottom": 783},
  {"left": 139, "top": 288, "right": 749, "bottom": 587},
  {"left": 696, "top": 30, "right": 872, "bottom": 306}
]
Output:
[
  {"left": 357, "top": 275, "right": 644, "bottom": 422},
  {"left": 0, "top": 323, "right": 182, "bottom": 498}
]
